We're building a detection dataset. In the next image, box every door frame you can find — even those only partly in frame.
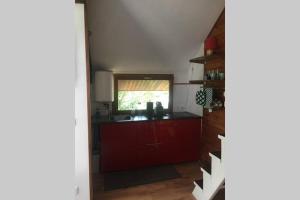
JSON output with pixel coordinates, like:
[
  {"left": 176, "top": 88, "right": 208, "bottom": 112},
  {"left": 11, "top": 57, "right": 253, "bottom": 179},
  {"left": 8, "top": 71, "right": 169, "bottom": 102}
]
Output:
[{"left": 75, "top": 1, "right": 93, "bottom": 199}]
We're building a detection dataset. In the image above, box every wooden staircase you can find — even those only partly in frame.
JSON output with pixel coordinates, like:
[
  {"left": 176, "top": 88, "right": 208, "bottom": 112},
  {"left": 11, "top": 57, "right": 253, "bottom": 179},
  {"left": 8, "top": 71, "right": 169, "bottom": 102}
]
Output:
[{"left": 192, "top": 134, "right": 225, "bottom": 200}]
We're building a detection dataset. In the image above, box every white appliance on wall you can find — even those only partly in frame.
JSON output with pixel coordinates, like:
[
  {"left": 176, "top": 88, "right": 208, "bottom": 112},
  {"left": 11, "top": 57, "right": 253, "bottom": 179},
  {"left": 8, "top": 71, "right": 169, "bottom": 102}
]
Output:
[{"left": 94, "top": 71, "right": 114, "bottom": 102}]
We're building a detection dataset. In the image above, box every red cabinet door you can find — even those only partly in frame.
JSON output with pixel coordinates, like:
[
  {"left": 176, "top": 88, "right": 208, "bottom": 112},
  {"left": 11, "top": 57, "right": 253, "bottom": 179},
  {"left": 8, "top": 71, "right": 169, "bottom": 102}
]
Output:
[
  {"left": 156, "top": 118, "right": 202, "bottom": 163},
  {"left": 136, "top": 121, "right": 162, "bottom": 167},
  {"left": 100, "top": 118, "right": 202, "bottom": 172},
  {"left": 155, "top": 120, "right": 181, "bottom": 164},
  {"left": 175, "top": 118, "right": 202, "bottom": 161},
  {"left": 100, "top": 122, "right": 138, "bottom": 172}
]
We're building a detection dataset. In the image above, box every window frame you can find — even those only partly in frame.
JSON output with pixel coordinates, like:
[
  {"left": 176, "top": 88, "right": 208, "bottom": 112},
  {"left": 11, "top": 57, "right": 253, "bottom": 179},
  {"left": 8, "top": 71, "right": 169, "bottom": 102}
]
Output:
[{"left": 113, "top": 74, "right": 174, "bottom": 114}]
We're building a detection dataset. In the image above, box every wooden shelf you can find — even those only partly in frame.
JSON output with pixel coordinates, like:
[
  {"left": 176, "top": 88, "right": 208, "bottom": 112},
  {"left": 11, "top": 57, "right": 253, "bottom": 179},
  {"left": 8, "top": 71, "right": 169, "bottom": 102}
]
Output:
[
  {"left": 189, "top": 80, "right": 225, "bottom": 89},
  {"left": 204, "top": 106, "right": 225, "bottom": 112},
  {"left": 190, "top": 53, "right": 224, "bottom": 64}
]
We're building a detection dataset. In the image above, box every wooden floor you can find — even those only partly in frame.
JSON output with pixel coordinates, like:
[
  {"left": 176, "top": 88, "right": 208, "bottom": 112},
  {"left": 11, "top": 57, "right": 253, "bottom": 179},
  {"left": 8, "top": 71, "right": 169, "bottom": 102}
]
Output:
[{"left": 93, "top": 162, "right": 202, "bottom": 200}]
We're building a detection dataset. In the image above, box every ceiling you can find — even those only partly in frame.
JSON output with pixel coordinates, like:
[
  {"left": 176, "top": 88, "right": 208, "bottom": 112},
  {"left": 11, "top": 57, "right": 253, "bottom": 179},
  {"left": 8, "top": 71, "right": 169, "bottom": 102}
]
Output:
[{"left": 87, "top": 0, "right": 224, "bottom": 73}]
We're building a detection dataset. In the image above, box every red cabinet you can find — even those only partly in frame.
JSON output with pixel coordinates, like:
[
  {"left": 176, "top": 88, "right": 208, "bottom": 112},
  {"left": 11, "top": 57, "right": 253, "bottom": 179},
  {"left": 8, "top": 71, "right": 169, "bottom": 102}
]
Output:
[
  {"left": 136, "top": 121, "right": 162, "bottom": 167},
  {"left": 100, "top": 122, "right": 138, "bottom": 171},
  {"left": 175, "top": 119, "right": 202, "bottom": 161},
  {"left": 156, "top": 119, "right": 202, "bottom": 164},
  {"left": 100, "top": 118, "right": 202, "bottom": 172},
  {"left": 155, "top": 120, "right": 182, "bottom": 163}
]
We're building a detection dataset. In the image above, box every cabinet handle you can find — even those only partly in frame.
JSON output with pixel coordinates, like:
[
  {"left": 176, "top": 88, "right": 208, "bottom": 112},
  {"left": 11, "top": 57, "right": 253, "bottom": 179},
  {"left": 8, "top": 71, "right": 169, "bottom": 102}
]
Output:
[
  {"left": 146, "top": 143, "right": 162, "bottom": 149},
  {"left": 146, "top": 143, "right": 161, "bottom": 146}
]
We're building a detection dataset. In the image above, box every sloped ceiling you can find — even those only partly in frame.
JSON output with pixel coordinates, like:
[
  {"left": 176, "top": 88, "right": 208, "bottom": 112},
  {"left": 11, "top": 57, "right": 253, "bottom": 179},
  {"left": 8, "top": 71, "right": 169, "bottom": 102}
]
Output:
[{"left": 87, "top": 0, "right": 224, "bottom": 73}]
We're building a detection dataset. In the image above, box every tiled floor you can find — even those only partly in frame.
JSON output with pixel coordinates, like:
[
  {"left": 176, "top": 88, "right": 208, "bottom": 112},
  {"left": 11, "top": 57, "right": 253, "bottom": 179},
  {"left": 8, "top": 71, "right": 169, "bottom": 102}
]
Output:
[{"left": 93, "top": 162, "right": 201, "bottom": 200}]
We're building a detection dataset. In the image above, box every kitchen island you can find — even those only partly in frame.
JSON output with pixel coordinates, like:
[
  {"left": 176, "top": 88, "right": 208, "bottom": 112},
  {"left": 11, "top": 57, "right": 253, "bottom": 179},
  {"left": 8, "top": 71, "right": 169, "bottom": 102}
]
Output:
[{"left": 97, "top": 112, "right": 202, "bottom": 172}]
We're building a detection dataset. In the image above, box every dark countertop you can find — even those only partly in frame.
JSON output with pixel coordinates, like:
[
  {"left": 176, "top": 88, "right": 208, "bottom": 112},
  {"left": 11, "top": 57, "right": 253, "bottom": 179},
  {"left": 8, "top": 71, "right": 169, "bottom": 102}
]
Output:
[{"left": 92, "top": 112, "right": 201, "bottom": 124}]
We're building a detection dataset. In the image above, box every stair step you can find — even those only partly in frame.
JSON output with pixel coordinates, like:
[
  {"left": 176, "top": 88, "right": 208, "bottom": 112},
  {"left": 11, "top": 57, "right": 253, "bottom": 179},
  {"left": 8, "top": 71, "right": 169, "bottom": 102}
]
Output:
[
  {"left": 218, "top": 134, "right": 225, "bottom": 140},
  {"left": 199, "top": 160, "right": 211, "bottom": 174},
  {"left": 211, "top": 151, "right": 222, "bottom": 159},
  {"left": 201, "top": 161, "right": 211, "bottom": 174},
  {"left": 219, "top": 133, "right": 225, "bottom": 137},
  {"left": 195, "top": 179, "right": 203, "bottom": 189},
  {"left": 212, "top": 188, "right": 225, "bottom": 200}
]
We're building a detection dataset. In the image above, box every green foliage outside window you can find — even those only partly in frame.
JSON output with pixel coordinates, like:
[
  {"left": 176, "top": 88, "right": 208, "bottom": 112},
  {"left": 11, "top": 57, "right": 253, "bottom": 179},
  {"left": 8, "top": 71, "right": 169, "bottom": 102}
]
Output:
[{"left": 118, "top": 91, "right": 169, "bottom": 111}]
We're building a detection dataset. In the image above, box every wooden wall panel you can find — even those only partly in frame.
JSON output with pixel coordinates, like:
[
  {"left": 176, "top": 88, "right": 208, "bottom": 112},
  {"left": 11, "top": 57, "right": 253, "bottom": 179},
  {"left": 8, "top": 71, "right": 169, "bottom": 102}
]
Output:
[
  {"left": 200, "top": 9, "right": 225, "bottom": 162},
  {"left": 204, "top": 10, "right": 225, "bottom": 75}
]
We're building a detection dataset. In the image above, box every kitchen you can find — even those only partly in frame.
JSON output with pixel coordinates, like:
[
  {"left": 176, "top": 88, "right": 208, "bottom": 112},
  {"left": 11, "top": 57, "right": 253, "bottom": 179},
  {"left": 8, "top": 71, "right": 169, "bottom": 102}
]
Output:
[
  {"left": 93, "top": 72, "right": 202, "bottom": 172},
  {"left": 85, "top": 0, "right": 225, "bottom": 199}
]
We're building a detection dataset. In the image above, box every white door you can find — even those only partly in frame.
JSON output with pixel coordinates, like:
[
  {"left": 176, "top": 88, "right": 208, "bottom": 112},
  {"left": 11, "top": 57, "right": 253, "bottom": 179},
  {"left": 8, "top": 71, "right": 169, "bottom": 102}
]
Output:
[{"left": 75, "top": 3, "right": 90, "bottom": 200}]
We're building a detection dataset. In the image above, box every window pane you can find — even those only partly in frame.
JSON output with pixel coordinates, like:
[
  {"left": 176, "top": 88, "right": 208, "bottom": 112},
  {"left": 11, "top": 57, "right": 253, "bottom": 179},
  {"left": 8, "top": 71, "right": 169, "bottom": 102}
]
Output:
[{"left": 118, "top": 80, "right": 170, "bottom": 111}]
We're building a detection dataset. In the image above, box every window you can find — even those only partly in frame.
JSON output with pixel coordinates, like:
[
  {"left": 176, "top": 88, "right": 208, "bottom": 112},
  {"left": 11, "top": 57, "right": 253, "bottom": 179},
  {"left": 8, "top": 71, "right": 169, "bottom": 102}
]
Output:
[{"left": 113, "top": 74, "right": 173, "bottom": 113}]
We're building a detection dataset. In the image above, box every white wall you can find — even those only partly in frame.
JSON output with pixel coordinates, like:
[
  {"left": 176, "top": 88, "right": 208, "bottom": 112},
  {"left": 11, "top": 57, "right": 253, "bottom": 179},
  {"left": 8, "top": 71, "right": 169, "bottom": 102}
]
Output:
[
  {"left": 75, "top": 4, "right": 90, "bottom": 200},
  {"left": 93, "top": 44, "right": 206, "bottom": 116},
  {"left": 173, "top": 70, "right": 189, "bottom": 112},
  {"left": 186, "top": 43, "right": 205, "bottom": 116},
  {"left": 89, "top": 42, "right": 205, "bottom": 117},
  {"left": 173, "top": 43, "right": 205, "bottom": 116},
  {"left": 173, "top": 85, "right": 188, "bottom": 112}
]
